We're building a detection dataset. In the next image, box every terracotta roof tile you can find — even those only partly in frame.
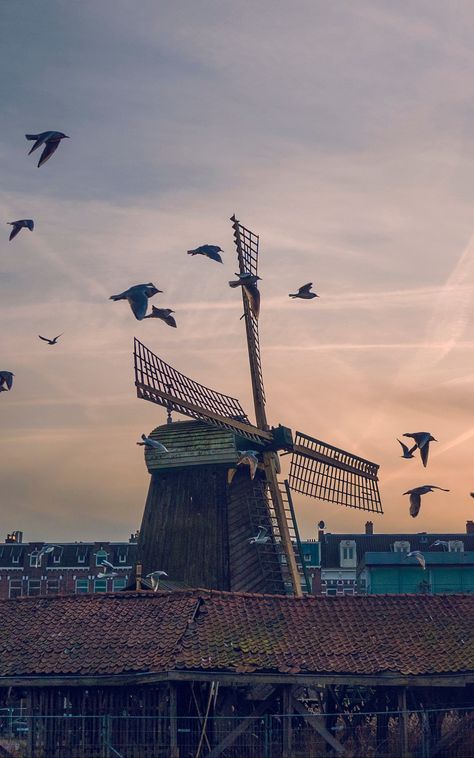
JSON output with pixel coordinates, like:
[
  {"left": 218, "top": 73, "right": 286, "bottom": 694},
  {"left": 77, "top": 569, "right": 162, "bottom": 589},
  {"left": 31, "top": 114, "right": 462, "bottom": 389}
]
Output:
[{"left": 0, "top": 590, "right": 473, "bottom": 679}]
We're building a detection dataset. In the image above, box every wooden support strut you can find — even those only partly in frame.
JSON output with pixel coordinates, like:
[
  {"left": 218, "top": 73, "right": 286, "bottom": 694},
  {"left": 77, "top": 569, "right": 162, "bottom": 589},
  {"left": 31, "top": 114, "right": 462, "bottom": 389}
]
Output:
[{"left": 291, "top": 697, "right": 346, "bottom": 756}]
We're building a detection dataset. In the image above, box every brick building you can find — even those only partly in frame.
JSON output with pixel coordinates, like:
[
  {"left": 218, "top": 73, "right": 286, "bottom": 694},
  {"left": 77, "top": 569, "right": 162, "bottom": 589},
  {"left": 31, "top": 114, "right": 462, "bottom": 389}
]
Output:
[{"left": 0, "top": 531, "right": 138, "bottom": 599}]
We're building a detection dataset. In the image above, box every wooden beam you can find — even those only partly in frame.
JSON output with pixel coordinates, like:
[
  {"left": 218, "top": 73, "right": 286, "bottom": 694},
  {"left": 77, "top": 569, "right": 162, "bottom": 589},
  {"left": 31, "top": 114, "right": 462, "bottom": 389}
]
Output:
[
  {"left": 169, "top": 682, "right": 179, "bottom": 758},
  {"left": 291, "top": 697, "right": 345, "bottom": 756},
  {"left": 135, "top": 384, "right": 272, "bottom": 442},
  {"left": 282, "top": 686, "right": 293, "bottom": 758},
  {"left": 292, "top": 443, "right": 379, "bottom": 480},
  {"left": 398, "top": 688, "right": 409, "bottom": 758},
  {"left": 205, "top": 688, "right": 276, "bottom": 758}
]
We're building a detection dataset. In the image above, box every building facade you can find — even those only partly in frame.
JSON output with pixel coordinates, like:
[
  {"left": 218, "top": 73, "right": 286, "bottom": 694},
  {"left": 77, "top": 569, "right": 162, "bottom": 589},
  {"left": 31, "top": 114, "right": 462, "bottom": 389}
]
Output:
[
  {"left": 315, "top": 520, "right": 474, "bottom": 595},
  {"left": 0, "top": 533, "right": 138, "bottom": 599}
]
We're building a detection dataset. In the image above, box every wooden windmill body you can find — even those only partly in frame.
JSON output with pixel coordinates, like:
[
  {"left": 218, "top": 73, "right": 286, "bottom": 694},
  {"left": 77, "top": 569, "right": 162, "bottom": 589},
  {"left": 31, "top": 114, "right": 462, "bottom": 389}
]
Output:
[{"left": 135, "top": 216, "right": 382, "bottom": 596}]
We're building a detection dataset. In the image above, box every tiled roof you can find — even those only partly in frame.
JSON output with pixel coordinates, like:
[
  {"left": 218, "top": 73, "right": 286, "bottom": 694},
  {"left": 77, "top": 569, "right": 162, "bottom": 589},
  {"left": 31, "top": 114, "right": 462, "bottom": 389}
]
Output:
[
  {"left": 0, "top": 590, "right": 473, "bottom": 679},
  {"left": 321, "top": 533, "right": 474, "bottom": 567}
]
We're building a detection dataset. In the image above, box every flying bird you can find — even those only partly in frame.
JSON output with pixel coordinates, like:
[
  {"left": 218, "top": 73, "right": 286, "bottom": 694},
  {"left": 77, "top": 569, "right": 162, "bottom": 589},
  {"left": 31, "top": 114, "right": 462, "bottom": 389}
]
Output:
[
  {"left": 143, "top": 306, "right": 177, "bottom": 328},
  {"left": 137, "top": 434, "right": 169, "bottom": 452},
  {"left": 34, "top": 544, "right": 60, "bottom": 567},
  {"left": 25, "top": 131, "right": 69, "bottom": 167},
  {"left": 243, "top": 283, "right": 260, "bottom": 319},
  {"left": 187, "top": 245, "right": 223, "bottom": 263},
  {"left": 236, "top": 450, "right": 259, "bottom": 480},
  {"left": 0, "top": 371, "right": 14, "bottom": 392},
  {"left": 8, "top": 219, "right": 34, "bottom": 241},
  {"left": 403, "top": 432, "right": 437, "bottom": 468},
  {"left": 97, "top": 559, "right": 119, "bottom": 579},
  {"left": 470, "top": 493, "right": 474, "bottom": 498},
  {"left": 248, "top": 526, "right": 270, "bottom": 545},
  {"left": 430, "top": 540, "right": 449, "bottom": 550},
  {"left": 110, "top": 283, "right": 161, "bottom": 320},
  {"left": 228, "top": 272, "right": 261, "bottom": 288},
  {"left": 405, "top": 550, "right": 426, "bottom": 570},
  {"left": 289, "top": 283, "right": 319, "bottom": 300},
  {"left": 403, "top": 485, "right": 450, "bottom": 518},
  {"left": 397, "top": 439, "right": 416, "bottom": 459},
  {"left": 146, "top": 570, "right": 168, "bottom": 591},
  {"left": 38, "top": 333, "right": 63, "bottom": 345}
]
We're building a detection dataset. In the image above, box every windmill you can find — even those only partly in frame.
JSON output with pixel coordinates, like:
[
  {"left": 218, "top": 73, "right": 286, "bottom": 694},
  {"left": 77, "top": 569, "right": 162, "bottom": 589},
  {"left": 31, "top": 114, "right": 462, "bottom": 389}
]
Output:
[{"left": 134, "top": 216, "right": 382, "bottom": 596}]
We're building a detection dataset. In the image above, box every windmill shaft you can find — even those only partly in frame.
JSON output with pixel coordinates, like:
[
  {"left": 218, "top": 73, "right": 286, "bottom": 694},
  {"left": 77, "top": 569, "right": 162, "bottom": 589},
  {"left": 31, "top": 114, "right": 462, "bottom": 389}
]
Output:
[{"left": 263, "top": 451, "right": 303, "bottom": 597}]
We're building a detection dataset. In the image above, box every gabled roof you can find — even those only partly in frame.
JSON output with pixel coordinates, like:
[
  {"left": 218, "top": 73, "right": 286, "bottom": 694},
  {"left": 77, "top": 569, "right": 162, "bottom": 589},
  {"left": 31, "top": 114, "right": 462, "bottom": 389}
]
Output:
[
  {"left": 321, "top": 533, "right": 474, "bottom": 568},
  {"left": 0, "top": 590, "right": 473, "bottom": 679}
]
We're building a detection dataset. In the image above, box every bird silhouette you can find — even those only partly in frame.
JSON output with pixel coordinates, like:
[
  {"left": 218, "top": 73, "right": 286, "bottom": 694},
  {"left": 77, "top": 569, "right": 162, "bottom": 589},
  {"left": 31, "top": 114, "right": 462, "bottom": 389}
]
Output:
[
  {"left": 405, "top": 550, "right": 426, "bottom": 569},
  {"left": 0, "top": 371, "right": 14, "bottom": 392},
  {"left": 397, "top": 439, "right": 417, "bottom": 459},
  {"left": 110, "top": 283, "right": 161, "bottom": 320},
  {"left": 187, "top": 245, "right": 223, "bottom": 263},
  {"left": 143, "top": 306, "right": 177, "bottom": 328},
  {"left": 403, "top": 432, "right": 437, "bottom": 467},
  {"left": 430, "top": 540, "right": 449, "bottom": 551},
  {"left": 8, "top": 219, "right": 34, "bottom": 241},
  {"left": 38, "top": 334, "right": 63, "bottom": 345},
  {"left": 289, "top": 283, "right": 319, "bottom": 299},
  {"left": 228, "top": 272, "right": 261, "bottom": 288},
  {"left": 248, "top": 526, "right": 270, "bottom": 545},
  {"left": 97, "top": 559, "right": 119, "bottom": 579},
  {"left": 403, "top": 485, "right": 450, "bottom": 517},
  {"left": 25, "top": 131, "right": 69, "bottom": 167},
  {"left": 137, "top": 434, "right": 169, "bottom": 452},
  {"left": 146, "top": 571, "right": 168, "bottom": 591}
]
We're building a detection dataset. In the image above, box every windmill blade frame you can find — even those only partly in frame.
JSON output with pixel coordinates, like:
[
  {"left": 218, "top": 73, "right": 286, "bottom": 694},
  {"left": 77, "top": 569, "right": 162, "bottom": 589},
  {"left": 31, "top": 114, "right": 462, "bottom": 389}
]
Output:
[
  {"left": 134, "top": 338, "right": 271, "bottom": 444},
  {"left": 289, "top": 430, "right": 382, "bottom": 513}
]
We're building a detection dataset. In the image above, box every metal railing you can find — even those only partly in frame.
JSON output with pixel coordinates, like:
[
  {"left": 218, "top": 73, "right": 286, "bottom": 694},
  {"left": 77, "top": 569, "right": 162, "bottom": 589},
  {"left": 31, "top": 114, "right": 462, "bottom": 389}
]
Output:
[{"left": 1, "top": 706, "right": 473, "bottom": 757}]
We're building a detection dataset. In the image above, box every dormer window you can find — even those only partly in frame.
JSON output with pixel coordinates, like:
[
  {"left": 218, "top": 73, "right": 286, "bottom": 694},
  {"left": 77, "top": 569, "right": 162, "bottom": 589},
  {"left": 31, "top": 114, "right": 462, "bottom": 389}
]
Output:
[
  {"left": 29, "top": 552, "right": 39, "bottom": 568},
  {"left": 96, "top": 549, "right": 108, "bottom": 567},
  {"left": 53, "top": 553, "right": 61, "bottom": 564},
  {"left": 118, "top": 554, "right": 127, "bottom": 564},
  {"left": 394, "top": 541, "right": 410, "bottom": 554},
  {"left": 449, "top": 540, "right": 464, "bottom": 553},
  {"left": 339, "top": 540, "right": 357, "bottom": 567},
  {"left": 12, "top": 552, "right": 20, "bottom": 564},
  {"left": 77, "top": 554, "right": 86, "bottom": 564}
]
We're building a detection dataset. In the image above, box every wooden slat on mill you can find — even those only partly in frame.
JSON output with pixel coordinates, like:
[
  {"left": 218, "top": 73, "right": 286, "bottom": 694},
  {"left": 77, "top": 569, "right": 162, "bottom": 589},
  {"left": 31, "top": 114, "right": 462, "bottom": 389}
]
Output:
[{"left": 136, "top": 420, "right": 286, "bottom": 594}]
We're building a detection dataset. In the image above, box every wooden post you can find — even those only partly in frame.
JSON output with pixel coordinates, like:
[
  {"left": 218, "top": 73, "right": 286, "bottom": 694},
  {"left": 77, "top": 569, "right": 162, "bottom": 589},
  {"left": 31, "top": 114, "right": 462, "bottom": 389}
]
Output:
[
  {"left": 282, "top": 686, "right": 293, "bottom": 758},
  {"left": 398, "top": 688, "right": 409, "bottom": 758},
  {"left": 135, "top": 562, "right": 142, "bottom": 591},
  {"left": 169, "top": 682, "right": 179, "bottom": 758}
]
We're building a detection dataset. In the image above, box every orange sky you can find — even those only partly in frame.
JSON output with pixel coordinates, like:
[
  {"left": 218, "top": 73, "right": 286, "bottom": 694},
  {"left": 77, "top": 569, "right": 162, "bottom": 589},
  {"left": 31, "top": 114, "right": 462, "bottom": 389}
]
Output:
[{"left": 1, "top": 2, "right": 473, "bottom": 541}]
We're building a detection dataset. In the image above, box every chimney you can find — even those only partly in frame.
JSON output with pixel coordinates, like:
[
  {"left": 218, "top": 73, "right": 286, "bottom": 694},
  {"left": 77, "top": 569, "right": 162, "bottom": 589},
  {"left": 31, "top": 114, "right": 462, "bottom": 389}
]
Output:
[
  {"left": 467, "top": 521, "right": 474, "bottom": 535},
  {"left": 317, "top": 521, "right": 325, "bottom": 542},
  {"left": 365, "top": 521, "right": 374, "bottom": 535}
]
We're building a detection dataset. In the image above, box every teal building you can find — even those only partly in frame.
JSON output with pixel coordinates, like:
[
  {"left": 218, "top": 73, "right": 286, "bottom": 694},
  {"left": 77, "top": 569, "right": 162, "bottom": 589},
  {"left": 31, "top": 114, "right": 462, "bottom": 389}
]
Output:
[{"left": 358, "top": 551, "right": 474, "bottom": 594}]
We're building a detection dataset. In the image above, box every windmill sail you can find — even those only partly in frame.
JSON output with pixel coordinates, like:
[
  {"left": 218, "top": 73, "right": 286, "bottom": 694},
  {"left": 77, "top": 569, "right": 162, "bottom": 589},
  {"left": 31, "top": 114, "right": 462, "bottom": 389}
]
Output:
[
  {"left": 134, "top": 338, "right": 271, "bottom": 444},
  {"left": 289, "top": 430, "right": 382, "bottom": 513}
]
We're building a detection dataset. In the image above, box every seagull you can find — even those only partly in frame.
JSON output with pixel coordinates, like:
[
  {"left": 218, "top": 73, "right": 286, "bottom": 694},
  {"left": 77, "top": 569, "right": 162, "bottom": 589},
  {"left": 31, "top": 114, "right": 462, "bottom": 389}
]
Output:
[
  {"left": 236, "top": 450, "right": 259, "bottom": 480},
  {"left": 97, "top": 559, "right": 119, "bottom": 579},
  {"left": 110, "top": 283, "right": 161, "bottom": 320},
  {"left": 146, "top": 570, "right": 168, "bottom": 591},
  {"left": 0, "top": 371, "right": 14, "bottom": 392},
  {"left": 405, "top": 550, "right": 426, "bottom": 570},
  {"left": 397, "top": 439, "right": 417, "bottom": 459},
  {"left": 228, "top": 272, "right": 261, "bottom": 288},
  {"left": 243, "top": 283, "right": 260, "bottom": 319},
  {"left": 470, "top": 493, "right": 474, "bottom": 498},
  {"left": 8, "top": 219, "right": 34, "bottom": 241},
  {"left": 187, "top": 245, "right": 223, "bottom": 263},
  {"left": 248, "top": 526, "right": 270, "bottom": 545},
  {"left": 403, "top": 485, "right": 450, "bottom": 518},
  {"left": 25, "top": 131, "right": 69, "bottom": 167},
  {"left": 35, "top": 544, "right": 60, "bottom": 567},
  {"left": 430, "top": 539, "right": 449, "bottom": 550},
  {"left": 143, "top": 306, "right": 177, "bottom": 328},
  {"left": 289, "top": 283, "right": 319, "bottom": 300},
  {"left": 403, "top": 432, "right": 437, "bottom": 468},
  {"left": 137, "top": 434, "right": 169, "bottom": 452},
  {"left": 38, "top": 333, "right": 63, "bottom": 345}
]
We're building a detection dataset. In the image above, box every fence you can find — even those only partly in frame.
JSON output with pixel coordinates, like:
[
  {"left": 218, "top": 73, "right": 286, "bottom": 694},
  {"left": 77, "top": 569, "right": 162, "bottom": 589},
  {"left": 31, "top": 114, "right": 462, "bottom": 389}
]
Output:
[{"left": 0, "top": 706, "right": 473, "bottom": 757}]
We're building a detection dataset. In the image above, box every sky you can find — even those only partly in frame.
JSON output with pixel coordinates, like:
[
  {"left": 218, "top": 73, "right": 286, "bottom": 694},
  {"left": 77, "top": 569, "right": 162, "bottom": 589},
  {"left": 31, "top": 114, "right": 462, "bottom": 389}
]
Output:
[{"left": 0, "top": 1, "right": 473, "bottom": 542}]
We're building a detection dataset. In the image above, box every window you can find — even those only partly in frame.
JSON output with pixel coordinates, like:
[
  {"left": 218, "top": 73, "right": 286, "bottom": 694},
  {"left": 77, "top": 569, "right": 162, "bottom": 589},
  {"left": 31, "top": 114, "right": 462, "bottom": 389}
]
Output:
[
  {"left": 47, "top": 579, "right": 59, "bottom": 595},
  {"left": 326, "top": 588, "right": 337, "bottom": 596},
  {"left": 119, "top": 554, "right": 127, "bottom": 564},
  {"left": 343, "top": 588, "right": 354, "bottom": 595},
  {"left": 12, "top": 552, "right": 20, "bottom": 564},
  {"left": 112, "top": 578, "right": 127, "bottom": 591},
  {"left": 449, "top": 541, "right": 464, "bottom": 553},
  {"left": 394, "top": 541, "right": 410, "bottom": 553},
  {"left": 342, "top": 547, "right": 354, "bottom": 560},
  {"left": 9, "top": 579, "right": 22, "bottom": 598},
  {"left": 28, "top": 580, "right": 41, "bottom": 596},
  {"left": 304, "top": 554, "right": 312, "bottom": 562},
  {"left": 53, "top": 553, "right": 61, "bottom": 564},
  {"left": 75, "top": 579, "right": 89, "bottom": 594},
  {"left": 94, "top": 579, "right": 107, "bottom": 593},
  {"left": 95, "top": 550, "right": 108, "bottom": 567},
  {"left": 77, "top": 554, "right": 86, "bottom": 564}
]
